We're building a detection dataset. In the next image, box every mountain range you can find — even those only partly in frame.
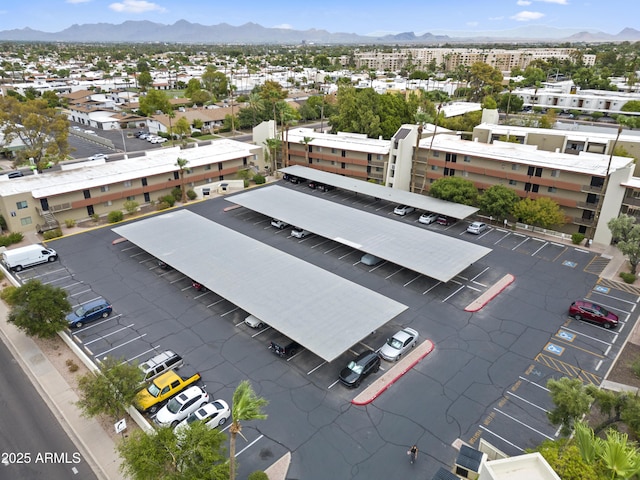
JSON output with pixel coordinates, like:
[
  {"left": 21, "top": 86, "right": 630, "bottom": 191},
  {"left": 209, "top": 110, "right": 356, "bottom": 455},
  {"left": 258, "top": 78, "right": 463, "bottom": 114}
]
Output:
[{"left": 0, "top": 20, "right": 639, "bottom": 44}]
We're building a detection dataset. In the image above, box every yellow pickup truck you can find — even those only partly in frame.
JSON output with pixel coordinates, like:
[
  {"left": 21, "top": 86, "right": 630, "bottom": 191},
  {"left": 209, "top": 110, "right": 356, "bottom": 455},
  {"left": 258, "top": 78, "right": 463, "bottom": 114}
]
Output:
[{"left": 134, "top": 369, "right": 201, "bottom": 413}]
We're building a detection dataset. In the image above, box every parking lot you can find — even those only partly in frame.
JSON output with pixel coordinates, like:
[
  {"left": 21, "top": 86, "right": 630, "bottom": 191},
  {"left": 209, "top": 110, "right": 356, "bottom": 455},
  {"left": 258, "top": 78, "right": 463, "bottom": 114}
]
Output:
[{"left": 18, "top": 179, "right": 635, "bottom": 478}]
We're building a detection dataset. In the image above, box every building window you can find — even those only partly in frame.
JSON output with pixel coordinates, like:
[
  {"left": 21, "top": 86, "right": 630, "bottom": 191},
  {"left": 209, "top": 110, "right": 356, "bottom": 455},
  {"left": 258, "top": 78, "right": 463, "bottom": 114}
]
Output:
[
  {"left": 204, "top": 164, "right": 211, "bottom": 171},
  {"left": 551, "top": 169, "right": 559, "bottom": 177},
  {"left": 20, "top": 217, "right": 32, "bottom": 226},
  {"left": 532, "top": 184, "right": 539, "bottom": 192},
  {"left": 431, "top": 165, "right": 438, "bottom": 171},
  {"left": 509, "top": 179, "right": 517, "bottom": 186},
  {"left": 331, "top": 161, "right": 335, "bottom": 166},
  {"left": 367, "top": 153, "right": 372, "bottom": 162},
  {"left": 83, "top": 189, "right": 91, "bottom": 199},
  {"left": 377, "top": 154, "right": 383, "bottom": 160},
  {"left": 341, "top": 150, "right": 346, "bottom": 157},
  {"left": 461, "top": 171, "right": 469, "bottom": 177},
  {"left": 433, "top": 151, "right": 440, "bottom": 157},
  {"left": 141, "top": 178, "right": 148, "bottom": 186},
  {"left": 173, "top": 171, "right": 180, "bottom": 180},
  {"left": 144, "top": 192, "right": 150, "bottom": 202},
  {"left": 331, "top": 148, "right": 336, "bottom": 154},
  {"left": 534, "top": 167, "right": 542, "bottom": 177},
  {"left": 341, "top": 162, "right": 346, "bottom": 169},
  {"left": 104, "top": 200, "right": 112, "bottom": 207},
  {"left": 16, "top": 200, "right": 27, "bottom": 210},
  {"left": 243, "top": 157, "right": 247, "bottom": 166},
  {"left": 100, "top": 185, "right": 109, "bottom": 192},
  {"left": 548, "top": 186, "right": 557, "bottom": 193},
  {"left": 463, "top": 156, "right": 471, "bottom": 163},
  {"left": 126, "top": 196, "right": 135, "bottom": 201},
  {"left": 512, "top": 164, "right": 519, "bottom": 171},
  {"left": 124, "top": 180, "right": 132, "bottom": 187}
]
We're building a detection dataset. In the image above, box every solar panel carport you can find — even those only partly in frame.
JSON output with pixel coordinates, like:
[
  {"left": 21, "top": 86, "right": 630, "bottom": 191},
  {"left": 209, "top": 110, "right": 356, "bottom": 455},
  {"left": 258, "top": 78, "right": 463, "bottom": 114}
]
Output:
[
  {"left": 280, "top": 165, "right": 478, "bottom": 220},
  {"left": 112, "top": 210, "right": 408, "bottom": 363},
  {"left": 227, "top": 186, "right": 492, "bottom": 283}
]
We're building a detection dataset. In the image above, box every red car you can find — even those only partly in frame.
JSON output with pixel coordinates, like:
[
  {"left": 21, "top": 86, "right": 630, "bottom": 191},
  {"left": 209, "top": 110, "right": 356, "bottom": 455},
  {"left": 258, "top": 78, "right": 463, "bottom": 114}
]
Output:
[{"left": 569, "top": 300, "right": 619, "bottom": 329}]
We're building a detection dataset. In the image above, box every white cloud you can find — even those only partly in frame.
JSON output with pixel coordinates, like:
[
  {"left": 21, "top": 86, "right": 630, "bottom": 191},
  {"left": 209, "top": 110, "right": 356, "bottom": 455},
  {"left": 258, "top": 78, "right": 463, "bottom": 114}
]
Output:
[
  {"left": 273, "top": 24, "right": 293, "bottom": 29},
  {"left": 109, "top": 0, "right": 166, "bottom": 13},
  {"left": 66, "top": 0, "right": 91, "bottom": 4},
  {"left": 466, "top": 21, "right": 479, "bottom": 27},
  {"left": 537, "top": 0, "right": 568, "bottom": 4},
  {"left": 510, "top": 10, "right": 545, "bottom": 21},
  {"left": 517, "top": 0, "right": 532, "bottom": 5}
]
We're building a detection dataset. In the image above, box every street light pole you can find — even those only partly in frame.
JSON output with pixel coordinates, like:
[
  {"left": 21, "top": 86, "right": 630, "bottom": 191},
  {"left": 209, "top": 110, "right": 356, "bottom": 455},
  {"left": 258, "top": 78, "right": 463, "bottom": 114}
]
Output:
[
  {"left": 589, "top": 125, "right": 623, "bottom": 245},
  {"left": 113, "top": 124, "right": 127, "bottom": 159}
]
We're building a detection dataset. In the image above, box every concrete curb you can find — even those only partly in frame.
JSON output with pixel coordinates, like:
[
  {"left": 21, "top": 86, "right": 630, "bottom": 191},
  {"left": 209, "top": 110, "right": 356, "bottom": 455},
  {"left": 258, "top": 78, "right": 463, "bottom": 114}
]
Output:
[
  {"left": 464, "top": 274, "right": 515, "bottom": 312},
  {"left": 352, "top": 340, "right": 434, "bottom": 406},
  {"left": 264, "top": 451, "right": 291, "bottom": 480}
]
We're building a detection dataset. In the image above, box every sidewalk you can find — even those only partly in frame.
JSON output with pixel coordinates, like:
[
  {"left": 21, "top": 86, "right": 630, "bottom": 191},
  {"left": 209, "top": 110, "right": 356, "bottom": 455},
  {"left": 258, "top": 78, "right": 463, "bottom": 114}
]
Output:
[{"left": 0, "top": 301, "right": 124, "bottom": 480}]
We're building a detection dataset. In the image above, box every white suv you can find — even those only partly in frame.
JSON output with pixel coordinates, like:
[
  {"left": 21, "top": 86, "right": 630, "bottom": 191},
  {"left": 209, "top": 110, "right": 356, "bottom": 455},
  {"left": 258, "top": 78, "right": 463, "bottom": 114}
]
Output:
[
  {"left": 291, "top": 227, "right": 311, "bottom": 239},
  {"left": 271, "top": 219, "right": 289, "bottom": 229},
  {"left": 393, "top": 205, "right": 415, "bottom": 216},
  {"left": 154, "top": 386, "right": 209, "bottom": 427}
]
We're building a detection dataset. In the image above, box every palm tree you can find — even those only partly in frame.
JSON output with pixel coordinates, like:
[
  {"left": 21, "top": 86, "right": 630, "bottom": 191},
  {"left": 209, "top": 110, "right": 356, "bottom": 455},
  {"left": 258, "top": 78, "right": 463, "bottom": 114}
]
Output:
[
  {"left": 419, "top": 104, "right": 443, "bottom": 194},
  {"left": 410, "top": 110, "right": 433, "bottom": 193},
  {"left": 247, "top": 93, "right": 264, "bottom": 128},
  {"left": 263, "top": 138, "right": 281, "bottom": 172},
  {"left": 300, "top": 136, "right": 314, "bottom": 165},
  {"left": 174, "top": 157, "right": 190, "bottom": 203},
  {"left": 229, "top": 380, "right": 268, "bottom": 480}
]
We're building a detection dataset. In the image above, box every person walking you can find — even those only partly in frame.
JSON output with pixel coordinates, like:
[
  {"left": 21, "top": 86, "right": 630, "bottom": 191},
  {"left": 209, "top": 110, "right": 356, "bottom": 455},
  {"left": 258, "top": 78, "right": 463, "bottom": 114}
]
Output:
[{"left": 408, "top": 444, "right": 418, "bottom": 464}]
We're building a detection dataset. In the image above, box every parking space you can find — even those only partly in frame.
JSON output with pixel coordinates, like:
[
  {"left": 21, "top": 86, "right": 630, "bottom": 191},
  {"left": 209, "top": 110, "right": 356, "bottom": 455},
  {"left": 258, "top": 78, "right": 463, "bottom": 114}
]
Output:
[{"left": 470, "top": 280, "right": 639, "bottom": 456}]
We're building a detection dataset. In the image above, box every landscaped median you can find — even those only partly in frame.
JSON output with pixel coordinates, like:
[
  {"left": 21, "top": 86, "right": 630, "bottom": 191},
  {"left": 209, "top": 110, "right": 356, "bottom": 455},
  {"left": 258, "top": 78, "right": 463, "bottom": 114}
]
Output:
[
  {"left": 351, "top": 339, "right": 434, "bottom": 406},
  {"left": 464, "top": 274, "right": 515, "bottom": 313}
]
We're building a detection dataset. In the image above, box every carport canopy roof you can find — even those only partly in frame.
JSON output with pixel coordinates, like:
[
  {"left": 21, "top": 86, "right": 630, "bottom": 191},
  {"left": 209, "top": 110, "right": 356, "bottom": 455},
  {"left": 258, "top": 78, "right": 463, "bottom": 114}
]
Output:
[
  {"left": 228, "top": 186, "right": 491, "bottom": 283},
  {"left": 112, "top": 210, "right": 407, "bottom": 363},
  {"left": 280, "top": 165, "right": 478, "bottom": 220}
]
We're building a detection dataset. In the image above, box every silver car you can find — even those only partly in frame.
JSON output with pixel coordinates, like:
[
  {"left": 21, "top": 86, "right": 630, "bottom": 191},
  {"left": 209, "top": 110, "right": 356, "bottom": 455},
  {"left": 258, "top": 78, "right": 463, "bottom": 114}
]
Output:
[
  {"left": 467, "top": 221, "right": 488, "bottom": 234},
  {"left": 378, "top": 328, "right": 419, "bottom": 361}
]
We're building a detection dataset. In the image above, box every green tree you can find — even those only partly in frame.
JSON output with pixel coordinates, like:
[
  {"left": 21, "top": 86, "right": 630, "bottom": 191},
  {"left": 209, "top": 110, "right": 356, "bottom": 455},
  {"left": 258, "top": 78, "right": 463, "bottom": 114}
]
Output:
[
  {"left": 184, "top": 78, "right": 202, "bottom": 98},
  {"left": 6, "top": 279, "right": 71, "bottom": 338},
  {"left": 173, "top": 117, "right": 191, "bottom": 145},
  {"left": 467, "top": 62, "right": 503, "bottom": 102},
  {"left": 0, "top": 96, "right": 70, "bottom": 171},
  {"left": 479, "top": 185, "right": 520, "bottom": 220},
  {"left": 139, "top": 89, "right": 171, "bottom": 117},
  {"left": 202, "top": 66, "right": 228, "bottom": 100},
  {"left": 547, "top": 377, "right": 593, "bottom": 436},
  {"left": 229, "top": 381, "right": 268, "bottom": 480},
  {"left": 300, "top": 136, "right": 314, "bottom": 164},
  {"left": 137, "top": 71, "right": 153, "bottom": 92},
  {"left": 76, "top": 356, "right": 144, "bottom": 419},
  {"left": 175, "top": 157, "right": 191, "bottom": 203},
  {"left": 264, "top": 137, "right": 281, "bottom": 171},
  {"left": 429, "top": 177, "right": 478, "bottom": 206},
  {"left": 190, "top": 89, "right": 212, "bottom": 105},
  {"left": 608, "top": 214, "right": 640, "bottom": 274},
  {"left": 117, "top": 422, "right": 228, "bottom": 480},
  {"left": 512, "top": 197, "right": 565, "bottom": 232},
  {"left": 533, "top": 438, "right": 600, "bottom": 480}
]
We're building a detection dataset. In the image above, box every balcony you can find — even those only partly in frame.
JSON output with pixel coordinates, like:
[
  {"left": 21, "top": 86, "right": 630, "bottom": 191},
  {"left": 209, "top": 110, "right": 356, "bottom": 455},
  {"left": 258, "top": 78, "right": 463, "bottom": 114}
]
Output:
[
  {"left": 576, "top": 201, "right": 599, "bottom": 211},
  {"left": 580, "top": 184, "right": 603, "bottom": 194},
  {"left": 573, "top": 216, "right": 595, "bottom": 227},
  {"left": 622, "top": 196, "right": 640, "bottom": 208}
]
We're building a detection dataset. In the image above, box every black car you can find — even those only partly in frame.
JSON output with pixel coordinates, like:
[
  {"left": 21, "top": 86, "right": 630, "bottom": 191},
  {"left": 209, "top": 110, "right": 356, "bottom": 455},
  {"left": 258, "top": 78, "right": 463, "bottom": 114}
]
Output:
[
  {"left": 269, "top": 336, "right": 300, "bottom": 358},
  {"left": 339, "top": 350, "right": 381, "bottom": 388}
]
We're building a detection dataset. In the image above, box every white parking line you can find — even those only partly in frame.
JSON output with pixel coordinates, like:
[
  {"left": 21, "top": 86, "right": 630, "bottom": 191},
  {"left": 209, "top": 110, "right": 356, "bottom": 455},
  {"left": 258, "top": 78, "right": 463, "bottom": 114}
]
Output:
[
  {"left": 221, "top": 307, "right": 239, "bottom": 317},
  {"left": 235, "top": 434, "right": 263, "bottom": 457},
  {"left": 385, "top": 267, "right": 404, "bottom": 279},
  {"left": 121, "top": 246, "right": 138, "bottom": 252},
  {"left": 494, "top": 232, "right": 511, "bottom": 245},
  {"left": 85, "top": 324, "right": 135, "bottom": 345},
  {"left": 129, "top": 251, "right": 147, "bottom": 258},
  {"left": 575, "top": 248, "right": 590, "bottom": 253},
  {"left": 404, "top": 274, "right": 422, "bottom": 287},
  {"left": 311, "top": 239, "right": 331, "bottom": 249},
  {"left": 471, "top": 267, "right": 490, "bottom": 281},
  {"left": 423, "top": 282, "right": 441, "bottom": 295},
  {"left": 170, "top": 276, "right": 188, "bottom": 284},
  {"left": 68, "top": 289, "right": 93, "bottom": 298},
  {"left": 507, "top": 393, "right": 549, "bottom": 413},
  {"left": 324, "top": 244, "right": 343, "bottom": 254},
  {"left": 194, "top": 291, "right": 210, "bottom": 299},
  {"left": 512, "top": 237, "right": 529, "bottom": 251},
  {"left": 518, "top": 376, "right": 549, "bottom": 391},
  {"left": 339, "top": 250, "right": 356, "bottom": 260},
  {"left": 442, "top": 285, "right": 465, "bottom": 302},
  {"left": 560, "top": 326, "right": 613, "bottom": 346},
  {"left": 250, "top": 327, "right": 271, "bottom": 338},
  {"left": 30, "top": 267, "right": 67, "bottom": 278},
  {"left": 95, "top": 334, "right": 147, "bottom": 358},
  {"left": 590, "top": 290, "right": 638, "bottom": 307},
  {"left": 124, "top": 346, "right": 161, "bottom": 363},
  {"left": 582, "top": 298, "right": 631, "bottom": 316},
  {"left": 531, "top": 242, "right": 549, "bottom": 257},
  {"left": 72, "top": 314, "right": 122, "bottom": 332},
  {"left": 494, "top": 408, "right": 554, "bottom": 440},
  {"left": 307, "top": 362, "right": 326, "bottom": 375},
  {"left": 206, "top": 298, "right": 225, "bottom": 308},
  {"left": 466, "top": 285, "right": 481, "bottom": 292},
  {"left": 328, "top": 379, "right": 341, "bottom": 389},
  {"left": 60, "top": 281, "right": 83, "bottom": 289},
  {"left": 596, "top": 360, "right": 603, "bottom": 371},
  {"left": 479, "top": 426, "right": 524, "bottom": 452},
  {"left": 369, "top": 262, "right": 387, "bottom": 272}
]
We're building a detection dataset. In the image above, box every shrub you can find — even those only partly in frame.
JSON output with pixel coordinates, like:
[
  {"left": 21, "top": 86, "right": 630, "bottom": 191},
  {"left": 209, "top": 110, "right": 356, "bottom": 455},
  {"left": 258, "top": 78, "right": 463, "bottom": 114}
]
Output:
[
  {"left": 91, "top": 213, "right": 100, "bottom": 223},
  {"left": 64, "top": 219, "right": 76, "bottom": 228},
  {"left": 186, "top": 189, "right": 197, "bottom": 200},
  {"left": 0, "top": 285, "right": 17, "bottom": 303},
  {"left": 632, "top": 357, "right": 640, "bottom": 378},
  {"left": 156, "top": 201, "right": 171, "bottom": 211},
  {"left": 107, "top": 211, "right": 124, "bottom": 223},
  {"left": 253, "top": 174, "right": 266, "bottom": 184},
  {"left": 123, "top": 200, "right": 139, "bottom": 215},
  {"left": 171, "top": 187, "right": 182, "bottom": 202},
  {"left": 620, "top": 272, "right": 636, "bottom": 284},
  {"left": 191, "top": 131, "right": 202, "bottom": 137},
  {"left": 571, "top": 233, "right": 585, "bottom": 245},
  {"left": 161, "top": 195, "right": 176, "bottom": 207},
  {"left": 0, "top": 232, "right": 24, "bottom": 247},
  {"left": 43, "top": 229, "right": 62, "bottom": 240},
  {"left": 247, "top": 472, "right": 269, "bottom": 480},
  {"left": 66, "top": 359, "right": 79, "bottom": 373}
]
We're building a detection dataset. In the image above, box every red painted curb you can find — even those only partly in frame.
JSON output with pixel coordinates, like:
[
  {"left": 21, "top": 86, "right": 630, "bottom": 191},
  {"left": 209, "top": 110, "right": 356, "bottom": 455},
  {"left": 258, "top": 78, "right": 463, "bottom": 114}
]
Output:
[
  {"left": 112, "top": 237, "right": 127, "bottom": 245},
  {"left": 464, "top": 274, "right": 515, "bottom": 312},
  {"left": 223, "top": 204, "right": 241, "bottom": 212},
  {"left": 351, "top": 340, "right": 435, "bottom": 406}
]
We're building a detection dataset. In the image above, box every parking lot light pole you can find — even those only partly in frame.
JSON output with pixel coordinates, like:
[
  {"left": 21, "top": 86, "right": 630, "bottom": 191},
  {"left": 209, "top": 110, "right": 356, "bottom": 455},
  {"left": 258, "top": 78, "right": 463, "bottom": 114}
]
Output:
[{"left": 113, "top": 124, "right": 128, "bottom": 159}]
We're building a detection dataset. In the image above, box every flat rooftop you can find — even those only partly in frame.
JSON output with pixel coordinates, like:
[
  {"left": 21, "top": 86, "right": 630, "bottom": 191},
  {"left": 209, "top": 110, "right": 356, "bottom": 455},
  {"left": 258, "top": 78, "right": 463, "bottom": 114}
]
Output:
[
  {"left": 227, "top": 185, "right": 491, "bottom": 283},
  {"left": 113, "top": 210, "right": 408, "bottom": 363}
]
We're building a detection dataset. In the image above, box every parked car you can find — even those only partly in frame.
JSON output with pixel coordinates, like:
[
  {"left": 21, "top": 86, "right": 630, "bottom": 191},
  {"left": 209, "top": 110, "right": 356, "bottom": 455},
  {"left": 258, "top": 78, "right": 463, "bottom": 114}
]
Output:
[
  {"left": 291, "top": 227, "right": 311, "bottom": 239},
  {"left": 66, "top": 298, "right": 112, "bottom": 328},
  {"left": 317, "top": 184, "right": 335, "bottom": 192},
  {"left": 271, "top": 219, "right": 289, "bottom": 230},
  {"left": 466, "top": 222, "right": 488, "bottom": 234},
  {"left": 569, "top": 300, "right": 619, "bottom": 329},
  {"left": 378, "top": 328, "right": 419, "bottom": 361},
  {"left": 139, "top": 350, "right": 184, "bottom": 383},
  {"left": 88, "top": 153, "right": 109, "bottom": 161},
  {"left": 174, "top": 399, "right": 231, "bottom": 433},
  {"left": 437, "top": 215, "right": 455, "bottom": 226},
  {"left": 339, "top": 350, "right": 381, "bottom": 388},
  {"left": 269, "top": 336, "right": 300, "bottom": 358},
  {"left": 308, "top": 181, "right": 320, "bottom": 189},
  {"left": 419, "top": 212, "right": 438, "bottom": 224},
  {"left": 393, "top": 205, "right": 415, "bottom": 216},
  {"left": 191, "top": 280, "right": 207, "bottom": 292},
  {"left": 134, "top": 131, "right": 147, "bottom": 138},
  {"left": 155, "top": 385, "right": 210, "bottom": 427},
  {"left": 138, "top": 133, "right": 150, "bottom": 140},
  {"left": 288, "top": 176, "right": 306, "bottom": 184},
  {"left": 245, "top": 315, "right": 267, "bottom": 329},
  {"left": 361, "top": 253, "right": 383, "bottom": 266},
  {"left": 83, "top": 129, "right": 96, "bottom": 135}
]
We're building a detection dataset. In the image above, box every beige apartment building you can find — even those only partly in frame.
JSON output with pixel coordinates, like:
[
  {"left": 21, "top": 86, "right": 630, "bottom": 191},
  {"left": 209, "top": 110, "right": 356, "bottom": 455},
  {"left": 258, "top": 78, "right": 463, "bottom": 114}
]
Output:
[{"left": 0, "top": 140, "right": 263, "bottom": 234}]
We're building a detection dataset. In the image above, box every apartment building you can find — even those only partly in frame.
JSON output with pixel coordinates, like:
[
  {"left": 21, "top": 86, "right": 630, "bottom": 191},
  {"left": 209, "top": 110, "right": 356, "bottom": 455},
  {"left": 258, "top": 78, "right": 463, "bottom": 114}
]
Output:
[
  {"left": 0, "top": 140, "right": 263, "bottom": 234},
  {"left": 354, "top": 48, "right": 596, "bottom": 72}
]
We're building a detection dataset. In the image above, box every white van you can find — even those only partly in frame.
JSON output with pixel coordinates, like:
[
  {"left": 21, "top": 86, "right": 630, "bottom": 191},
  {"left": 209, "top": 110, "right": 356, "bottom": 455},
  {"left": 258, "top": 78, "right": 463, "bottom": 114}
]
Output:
[{"left": 1, "top": 244, "right": 58, "bottom": 272}]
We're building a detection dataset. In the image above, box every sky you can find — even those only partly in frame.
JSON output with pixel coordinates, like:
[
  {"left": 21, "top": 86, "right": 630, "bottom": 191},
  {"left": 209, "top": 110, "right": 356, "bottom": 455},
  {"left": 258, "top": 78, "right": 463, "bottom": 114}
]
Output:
[{"left": 0, "top": 0, "right": 635, "bottom": 36}]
